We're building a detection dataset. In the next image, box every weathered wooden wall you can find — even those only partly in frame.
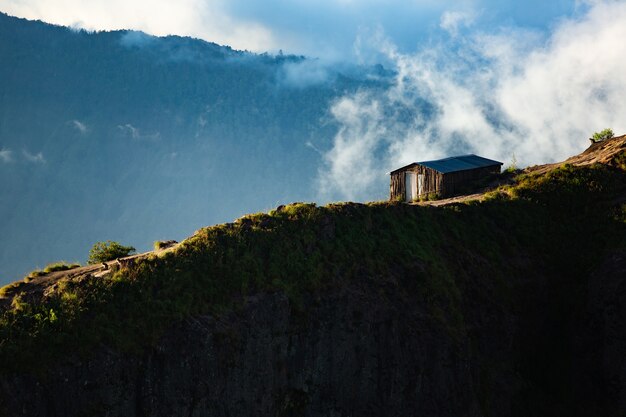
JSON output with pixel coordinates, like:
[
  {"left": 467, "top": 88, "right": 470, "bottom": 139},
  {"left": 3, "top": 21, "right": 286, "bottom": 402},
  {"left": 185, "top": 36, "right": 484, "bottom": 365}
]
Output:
[
  {"left": 390, "top": 166, "right": 443, "bottom": 201},
  {"left": 389, "top": 165, "right": 500, "bottom": 201},
  {"left": 441, "top": 166, "right": 500, "bottom": 197},
  {"left": 414, "top": 165, "right": 443, "bottom": 197},
  {"left": 389, "top": 171, "right": 405, "bottom": 201}
]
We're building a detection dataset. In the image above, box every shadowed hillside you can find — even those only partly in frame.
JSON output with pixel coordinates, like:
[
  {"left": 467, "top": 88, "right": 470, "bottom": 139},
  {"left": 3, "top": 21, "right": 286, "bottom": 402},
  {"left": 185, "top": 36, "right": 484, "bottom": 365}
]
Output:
[{"left": 0, "top": 137, "right": 624, "bottom": 416}]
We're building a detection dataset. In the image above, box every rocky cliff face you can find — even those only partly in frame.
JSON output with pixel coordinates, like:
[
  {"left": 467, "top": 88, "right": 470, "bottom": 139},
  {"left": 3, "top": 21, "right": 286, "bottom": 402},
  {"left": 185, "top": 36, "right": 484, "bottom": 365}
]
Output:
[
  {"left": 3, "top": 257, "right": 625, "bottom": 417},
  {"left": 587, "top": 250, "right": 626, "bottom": 413},
  {"left": 1, "top": 279, "right": 514, "bottom": 417}
]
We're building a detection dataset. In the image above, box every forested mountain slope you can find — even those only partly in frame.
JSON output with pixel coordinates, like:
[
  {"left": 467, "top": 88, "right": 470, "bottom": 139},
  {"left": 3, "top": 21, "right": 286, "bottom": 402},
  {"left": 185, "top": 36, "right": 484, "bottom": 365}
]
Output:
[{"left": 0, "top": 12, "right": 389, "bottom": 282}]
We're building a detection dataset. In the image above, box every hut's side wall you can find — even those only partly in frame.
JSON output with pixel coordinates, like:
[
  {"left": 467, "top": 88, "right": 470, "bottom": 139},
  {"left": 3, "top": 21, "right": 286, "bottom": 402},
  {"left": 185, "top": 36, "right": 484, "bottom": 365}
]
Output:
[
  {"left": 389, "top": 171, "right": 405, "bottom": 201},
  {"left": 441, "top": 165, "right": 500, "bottom": 197}
]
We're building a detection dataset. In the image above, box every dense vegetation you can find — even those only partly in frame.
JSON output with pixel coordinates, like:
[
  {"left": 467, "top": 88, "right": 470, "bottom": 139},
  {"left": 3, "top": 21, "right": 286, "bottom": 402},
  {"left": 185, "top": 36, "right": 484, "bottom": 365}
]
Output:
[{"left": 0, "top": 160, "right": 624, "bottom": 374}]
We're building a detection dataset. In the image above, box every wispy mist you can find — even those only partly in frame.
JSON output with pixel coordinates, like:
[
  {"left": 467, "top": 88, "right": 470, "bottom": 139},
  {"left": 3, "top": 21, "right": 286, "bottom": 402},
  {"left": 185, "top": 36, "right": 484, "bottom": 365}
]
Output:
[
  {"left": 0, "top": 148, "right": 12, "bottom": 163},
  {"left": 70, "top": 120, "right": 88, "bottom": 134},
  {"left": 278, "top": 59, "right": 336, "bottom": 88},
  {"left": 119, "top": 31, "right": 155, "bottom": 48},
  {"left": 22, "top": 149, "right": 45, "bottom": 163},
  {"left": 316, "top": 1, "right": 626, "bottom": 202},
  {"left": 117, "top": 124, "right": 160, "bottom": 141},
  {"left": 439, "top": 10, "right": 476, "bottom": 36}
]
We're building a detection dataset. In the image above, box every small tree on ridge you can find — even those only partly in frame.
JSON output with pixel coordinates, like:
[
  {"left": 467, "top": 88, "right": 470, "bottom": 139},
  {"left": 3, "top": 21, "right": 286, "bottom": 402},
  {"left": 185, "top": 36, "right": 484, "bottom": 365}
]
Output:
[
  {"left": 88, "top": 241, "right": 136, "bottom": 264},
  {"left": 591, "top": 128, "right": 614, "bottom": 143}
]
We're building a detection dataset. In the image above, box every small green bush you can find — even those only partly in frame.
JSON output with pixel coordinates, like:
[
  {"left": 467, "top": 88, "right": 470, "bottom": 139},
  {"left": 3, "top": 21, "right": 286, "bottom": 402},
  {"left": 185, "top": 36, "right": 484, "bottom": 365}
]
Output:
[
  {"left": 505, "top": 154, "right": 518, "bottom": 172},
  {"left": 154, "top": 240, "right": 178, "bottom": 250},
  {"left": 25, "top": 269, "right": 46, "bottom": 278},
  {"left": 88, "top": 241, "right": 136, "bottom": 264},
  {"left": 20, "top": 262, "right": 80, "bottom": 282},
  {"left": 43, "top": 261, "right": 80, "bottom": 273},
  {"left": 427, "top": 192, "right": 441, "bottom": 201},
  {"left": 591, "top": 128, "right": 614, "bottom": 143},
  {"left": 0, "top": 282, "right": 26, "bottom": 298}
]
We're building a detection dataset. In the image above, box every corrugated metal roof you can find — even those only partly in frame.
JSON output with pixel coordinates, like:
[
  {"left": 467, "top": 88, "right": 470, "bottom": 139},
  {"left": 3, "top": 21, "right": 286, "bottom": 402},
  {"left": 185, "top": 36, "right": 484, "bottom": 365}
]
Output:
[
  {"left": 418, "top": 154, "right": 502, "bottom": 174},
  {"left": 390, "top": 154, "right": 503, "bottom": 175},
  {"left": 389, "top": 162, "right": 419, "bottom": 174}
]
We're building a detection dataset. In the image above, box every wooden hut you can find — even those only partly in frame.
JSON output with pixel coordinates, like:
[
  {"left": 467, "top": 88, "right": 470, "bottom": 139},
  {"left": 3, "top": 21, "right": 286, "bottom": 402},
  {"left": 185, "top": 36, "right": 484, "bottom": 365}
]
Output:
[{"left": 390, "top": 154, "right": 503, "bottom": 202}]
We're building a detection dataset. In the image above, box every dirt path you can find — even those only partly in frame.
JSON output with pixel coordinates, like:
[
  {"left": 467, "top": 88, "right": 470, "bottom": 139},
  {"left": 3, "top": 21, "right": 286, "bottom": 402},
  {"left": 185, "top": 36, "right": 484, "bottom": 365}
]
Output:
[{"left": 421, "top": 191, "right": 489, "bottom": 207}]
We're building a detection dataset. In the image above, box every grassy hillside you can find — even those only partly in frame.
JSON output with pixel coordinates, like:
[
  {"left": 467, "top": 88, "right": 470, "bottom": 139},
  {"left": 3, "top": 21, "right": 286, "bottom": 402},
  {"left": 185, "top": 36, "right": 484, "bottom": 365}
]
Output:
[{"left": 0, "top": 152, "right": 624, "bottom": 372}]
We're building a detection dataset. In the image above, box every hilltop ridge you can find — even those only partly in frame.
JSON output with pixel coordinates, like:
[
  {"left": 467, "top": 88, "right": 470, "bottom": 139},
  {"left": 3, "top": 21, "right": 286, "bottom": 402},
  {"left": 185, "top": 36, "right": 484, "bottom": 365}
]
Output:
[
  {"left": 0, "top": 137, "right": 625, "bottom": 416},
  {"left": 7, "top": 135, "right": 625, "bottom": 305}
]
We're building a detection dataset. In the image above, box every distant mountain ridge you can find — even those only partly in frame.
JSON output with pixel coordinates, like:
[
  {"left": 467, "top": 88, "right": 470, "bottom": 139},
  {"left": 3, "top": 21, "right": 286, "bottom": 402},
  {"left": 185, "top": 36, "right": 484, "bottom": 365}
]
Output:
[{"left": 0, "top": 12, "right": 390, "bottom": 283}]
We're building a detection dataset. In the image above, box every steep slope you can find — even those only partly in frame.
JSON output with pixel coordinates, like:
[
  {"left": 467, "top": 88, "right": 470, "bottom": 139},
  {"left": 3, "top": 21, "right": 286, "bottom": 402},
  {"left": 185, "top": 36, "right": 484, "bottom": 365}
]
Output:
[{"left": 0, "top": 139, "right": 625, "bottom": 416}]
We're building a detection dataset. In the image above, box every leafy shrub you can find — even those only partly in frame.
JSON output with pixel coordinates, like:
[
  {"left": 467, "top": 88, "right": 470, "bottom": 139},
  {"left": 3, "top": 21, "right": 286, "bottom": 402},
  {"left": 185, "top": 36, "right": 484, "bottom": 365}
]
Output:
[
  {"left": 88, "top": 241, "right": 135, "bottom": 264},
  {"left": 154, "top": 240, "right": 177, "bottom": 250},
  {"left": 591, "top": 128, "right": 614, "bottom": 143},
  {"left": 25, "top": 269, "right": 46, "bottom": 279}
]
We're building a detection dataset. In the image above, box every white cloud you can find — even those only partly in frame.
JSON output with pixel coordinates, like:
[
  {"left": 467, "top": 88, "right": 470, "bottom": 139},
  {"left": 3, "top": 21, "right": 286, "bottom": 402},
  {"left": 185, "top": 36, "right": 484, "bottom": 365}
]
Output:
[
  {"left": 440, "top": 10, "right": 476, "bottom": 35},
  {"left": 119, "top": 31, "right": 155, "bottom": 48},
  {"left": 70, "top": 119, "right": 88, "bottom": 134},
  {"left": 317, "top": 1, "right": 626, "bottom": 201},
  {"left": 278, "top": 59, "right": 335, "bottom": 88},
  {"left": 117, "top": 123, "right": 160, "bottom": 140},
  {"left": 318, "top": 93, "right": 388, "bottom": 200},
  {"left": 22, "top": 150, "right": 45, "bottom": 163},
  {"left": 118, "top": 123, "right": 140, "bottom": 139},
  {"left": 0, "top": 149, "right": 13, "bottom": 163}
]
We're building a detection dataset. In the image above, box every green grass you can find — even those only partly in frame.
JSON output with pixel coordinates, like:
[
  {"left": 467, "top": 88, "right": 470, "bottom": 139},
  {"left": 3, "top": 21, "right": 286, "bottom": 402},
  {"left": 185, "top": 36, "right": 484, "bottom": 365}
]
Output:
[
  {"left": 0, "top": 282, "right": 27, "bottom": 298},
  {"left": 15, "top": 261, "right": 82, "bottom": 284},
  {"left": 43, "top": 261, "right": 81, "bottom": 274},
  {"left": 0, "top": 163, "right": 624, "bottom": 372}
]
